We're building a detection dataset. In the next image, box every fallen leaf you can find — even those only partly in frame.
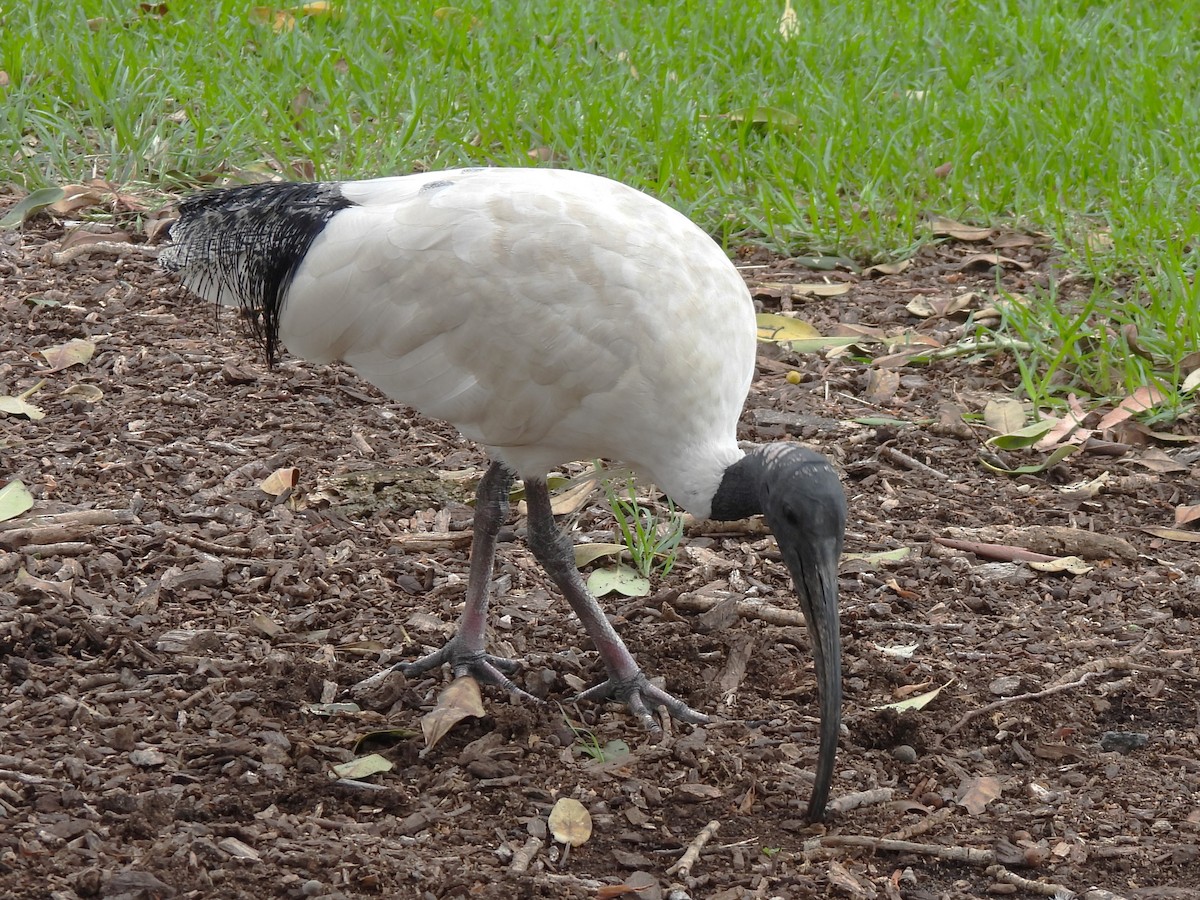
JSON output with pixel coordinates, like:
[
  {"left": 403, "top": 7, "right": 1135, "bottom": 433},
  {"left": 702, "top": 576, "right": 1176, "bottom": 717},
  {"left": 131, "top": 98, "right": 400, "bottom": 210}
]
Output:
[
  {"left": 957, "top": 252, "right": 1029, "bottom": 272},
  {"left": 873, "top": 681, "right": 950, "bottom": 712},
  {"left": 550, "top": 476, "right": 598, "bottom": 515},
  {"left": 1142, "top": 526, "right": 1200, "bottom": 543},
  {"left": 259, "top": 466, "right": 300, "bottom": 495},
  {"left": 863, "top": 259, "right": 911, "bottom": 277},
  {"left": 61, "top": 383, "right": 104, "bottom": 403},
  {"left": 875, "top": 643, "right": 918, "bottom": 659},
  {"left": 1098, "top": 385, "right": 1167, "bottom": 431},
  {"left": 587, "top": 565, "right": 650, "bottom": 598},
  {"left": 0, "top": 480, "right": 34, "bottom": 523},
  {"left": 548, "top": 797, "right": 592, "bottom": 846},
  {"left": 14, "top": 567, "right": 73, "bottom": 600},
  {"left": 755, "top": 313, "right": 821, "bottom": 343},
  {"left": 574, "top": 542, "right": 627, "bottom": 568},
  {"left": 1027, "top": 555, "right": 1092, "bottom": 575},
  {"left": 39, "top": 338, "right": 96, "bottom": 372},
  {"left": 1174, "top": 505, "right": 1200, "bottom": 528},
  {"left": 331, "top": 753, "right": 394, "bottom": 780},
  {"left": 929, "top": 216, "right": 993, "bottom": 241},
  {"left": 983, "top": 398, "right": 1027, "bottom": 435},
  {"left": 0, "top": 186, "right": 65, "bottom": 229},
  {"left": 420, "top": 677, "right": 485, "bottom": 751},
  {"left": 959, "top": 776, "right": 1002, "bottom": 815},
  {"left": 0, "top": 395, "right": 46, "bottom": 421}
]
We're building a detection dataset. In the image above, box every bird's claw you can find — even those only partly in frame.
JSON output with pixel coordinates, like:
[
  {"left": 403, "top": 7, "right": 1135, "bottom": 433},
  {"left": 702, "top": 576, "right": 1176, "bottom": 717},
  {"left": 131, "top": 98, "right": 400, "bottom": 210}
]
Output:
[
  {"left": 575, "top": 672, "right": 710, "bottom": 730},
  {"left": 399, "top": 638, "right": 542, "bottom": 704}
]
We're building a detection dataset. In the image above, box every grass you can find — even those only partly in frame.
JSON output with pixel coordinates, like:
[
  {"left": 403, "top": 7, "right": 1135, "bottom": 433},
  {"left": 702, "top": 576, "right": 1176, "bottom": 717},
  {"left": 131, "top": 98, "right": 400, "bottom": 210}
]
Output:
[
  {"left": 602, "top": 477, "right": 683, "bottom": 581},
  {"left": 2, "top": 0, "right": 1197, "bottom": 416}
]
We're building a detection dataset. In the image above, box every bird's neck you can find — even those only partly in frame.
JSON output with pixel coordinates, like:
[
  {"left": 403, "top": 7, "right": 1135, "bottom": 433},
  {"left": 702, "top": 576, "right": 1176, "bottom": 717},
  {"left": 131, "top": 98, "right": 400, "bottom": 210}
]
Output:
[{"left": 709, "top": 448, "right": 764, "bottom": 521}]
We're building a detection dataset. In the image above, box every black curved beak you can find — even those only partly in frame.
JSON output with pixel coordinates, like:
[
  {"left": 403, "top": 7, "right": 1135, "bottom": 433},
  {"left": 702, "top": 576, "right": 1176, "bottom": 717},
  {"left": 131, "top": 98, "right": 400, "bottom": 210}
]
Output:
[{"left": 781, "top": 534, "right": 843, "bottom": 821}]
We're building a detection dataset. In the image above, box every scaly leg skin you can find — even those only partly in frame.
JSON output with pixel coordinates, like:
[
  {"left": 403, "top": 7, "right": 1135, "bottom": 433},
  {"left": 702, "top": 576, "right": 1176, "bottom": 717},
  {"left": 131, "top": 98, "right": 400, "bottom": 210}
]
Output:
[
  {"left": 400, "top": 461, "right": 537, "bottom": 701},
  {"left": 523, "top": 477, "right": 709, "bottom": 729}
]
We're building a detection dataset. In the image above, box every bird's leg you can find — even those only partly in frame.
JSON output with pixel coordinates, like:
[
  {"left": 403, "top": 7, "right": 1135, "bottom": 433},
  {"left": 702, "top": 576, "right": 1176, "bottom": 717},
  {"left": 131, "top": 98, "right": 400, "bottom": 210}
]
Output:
[
  {"left": 523, "top": 477, "right": 709, "bottom": 729},
  {"left": 400, "top": 461, "right": 535, "bottom": 699}
]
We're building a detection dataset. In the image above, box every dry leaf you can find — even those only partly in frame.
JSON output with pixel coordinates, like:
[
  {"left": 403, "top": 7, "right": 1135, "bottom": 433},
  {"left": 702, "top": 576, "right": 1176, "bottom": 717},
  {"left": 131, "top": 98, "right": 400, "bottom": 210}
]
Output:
[
  {"left": 39, "top": 338, "right": 96, "bottom": 372},
  {"left": 929, "top": 216, "right": 993, "bottom": 241},
  {"left": 550, "top": 477, "right": 598, "bottom": 515},
  {"left": 1142, "top": 526, "right": 1200, "bottom": 543},
  {"left": 957, "top": 252, "right": 1029, "bottom": 272},
  {"left": 983, "top": 398, "right": 1026, "bottom": 434},
  {"left": 959, "top": 775, "right": 1002, "bottom": 815},
  {"left": 420, "top": 676, "right": 485, "bottom": 751},
  {"left": 1097, "top": 385, "right": 1167, "bottom": 431},
  {"left": 1174, "top": 505, "right": 1200, "bottom": 528},
  {"left": 259, "top": 466, "right": 300, "bottom": 495},
  {"left": 331, "top": 753, "right": 394, "bottom": 780},
  {"left": 548, "top": 797, "right": 592, "bottom": 846}
]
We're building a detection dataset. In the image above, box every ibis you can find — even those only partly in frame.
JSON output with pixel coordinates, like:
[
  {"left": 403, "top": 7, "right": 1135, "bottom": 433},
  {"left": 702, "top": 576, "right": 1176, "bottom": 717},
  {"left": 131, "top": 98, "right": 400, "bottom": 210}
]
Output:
[{"left": 160, "top": 167, "right": 846, "bottom": 819}]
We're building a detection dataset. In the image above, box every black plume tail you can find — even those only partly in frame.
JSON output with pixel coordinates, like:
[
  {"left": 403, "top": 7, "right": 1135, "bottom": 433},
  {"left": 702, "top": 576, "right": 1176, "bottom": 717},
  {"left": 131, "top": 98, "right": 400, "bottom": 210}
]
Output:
[{"left": 160, "top": 181, "right": 352, "bottom": 366}]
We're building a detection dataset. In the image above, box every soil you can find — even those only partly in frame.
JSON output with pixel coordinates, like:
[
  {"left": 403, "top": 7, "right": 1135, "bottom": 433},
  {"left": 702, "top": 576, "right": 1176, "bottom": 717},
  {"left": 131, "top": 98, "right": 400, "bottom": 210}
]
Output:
[{"left": 2, "top": 193, "right": 1198, "bottom": 900}]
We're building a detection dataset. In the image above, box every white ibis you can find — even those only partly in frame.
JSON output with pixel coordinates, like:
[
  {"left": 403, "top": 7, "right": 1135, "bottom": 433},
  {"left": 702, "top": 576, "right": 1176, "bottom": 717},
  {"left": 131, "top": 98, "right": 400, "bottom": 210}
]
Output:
[{"left": 160, "top": 167, "right": 846, "bottom": 819}]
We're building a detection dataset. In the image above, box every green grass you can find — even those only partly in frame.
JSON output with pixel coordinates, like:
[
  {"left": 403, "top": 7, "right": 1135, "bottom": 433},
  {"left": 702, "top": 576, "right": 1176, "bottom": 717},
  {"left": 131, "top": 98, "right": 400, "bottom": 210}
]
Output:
[{"left": 3, "top": 0, "right": 1198, "bottom": 416}]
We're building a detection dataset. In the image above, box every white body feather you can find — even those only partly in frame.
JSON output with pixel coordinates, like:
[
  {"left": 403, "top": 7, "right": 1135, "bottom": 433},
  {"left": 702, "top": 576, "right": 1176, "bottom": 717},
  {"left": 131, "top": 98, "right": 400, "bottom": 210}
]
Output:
[{"left": 187, "top": 168, "right": 757, "bottom": 517}]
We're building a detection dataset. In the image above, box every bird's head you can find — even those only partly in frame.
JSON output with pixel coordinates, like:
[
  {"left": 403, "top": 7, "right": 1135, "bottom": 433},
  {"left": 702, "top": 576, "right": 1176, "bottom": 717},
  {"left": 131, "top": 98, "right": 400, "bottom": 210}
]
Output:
[{"left": 710, "top": 443, "right": 845, "bottom": 821}]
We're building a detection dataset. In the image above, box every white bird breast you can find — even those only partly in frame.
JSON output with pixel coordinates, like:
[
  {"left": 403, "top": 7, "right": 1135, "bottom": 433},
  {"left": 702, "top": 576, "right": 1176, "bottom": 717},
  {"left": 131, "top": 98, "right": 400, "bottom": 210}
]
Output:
[{"left": 282, "top": 168, "right": 756, "bottom": 515}]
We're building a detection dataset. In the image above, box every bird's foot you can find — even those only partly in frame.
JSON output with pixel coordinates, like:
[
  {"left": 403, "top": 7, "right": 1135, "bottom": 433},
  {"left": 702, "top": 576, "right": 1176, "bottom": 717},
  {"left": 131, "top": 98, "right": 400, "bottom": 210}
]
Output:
[
  {"left": 575, "top": 672, "right": 710, "bottom": 730},
  {"left": 399, "top": 636, "right": 541, "bottom": 703}
]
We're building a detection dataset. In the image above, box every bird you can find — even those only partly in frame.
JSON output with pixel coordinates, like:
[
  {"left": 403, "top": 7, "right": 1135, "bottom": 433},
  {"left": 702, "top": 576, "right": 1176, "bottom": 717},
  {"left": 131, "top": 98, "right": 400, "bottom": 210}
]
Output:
[{"left": 160, "top": 166, "right": 847, "bottom": 820}]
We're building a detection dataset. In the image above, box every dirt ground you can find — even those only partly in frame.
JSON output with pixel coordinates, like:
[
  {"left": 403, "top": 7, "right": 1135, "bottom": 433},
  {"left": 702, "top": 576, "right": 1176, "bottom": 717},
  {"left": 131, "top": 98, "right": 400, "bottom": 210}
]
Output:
[{"left": 1, "top": 190, "right": 1198, "bottom": 900}]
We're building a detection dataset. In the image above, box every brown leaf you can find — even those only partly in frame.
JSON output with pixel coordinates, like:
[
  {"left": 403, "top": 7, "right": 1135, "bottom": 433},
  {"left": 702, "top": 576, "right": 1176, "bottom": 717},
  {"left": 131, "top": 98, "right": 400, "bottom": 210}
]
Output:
[
  {"left": 1097, "top": 385, "right": 1166, "bottom": 431},
  {"left": 929, "top": 216, "right": 993, "bottom": 241},
  {"left": 420, "top": 676, "right": 485, "bottom": 751},
  {"left": 1143, "top": 526, "right": 1200, "bottom": 543},
  {"left": 958, "top": 775, "right": 1002, "bottom": 815},
  {"left": 1173, "top": 505, "right": 1200, "bottom": 528},
  {"left": 956, "top": 252, "right": 1029, "bottom": 272}
]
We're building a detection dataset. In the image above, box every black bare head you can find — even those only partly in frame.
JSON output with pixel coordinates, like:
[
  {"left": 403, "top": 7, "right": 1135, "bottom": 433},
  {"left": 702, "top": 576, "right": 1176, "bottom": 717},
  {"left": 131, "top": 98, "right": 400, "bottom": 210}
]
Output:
[{"left": 711, "top": 443, "right": 845, "bottom": 821}]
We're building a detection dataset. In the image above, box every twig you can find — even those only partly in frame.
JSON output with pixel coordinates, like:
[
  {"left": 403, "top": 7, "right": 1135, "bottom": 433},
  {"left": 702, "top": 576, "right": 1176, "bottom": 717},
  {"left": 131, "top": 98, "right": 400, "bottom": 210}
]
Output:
[
  {"left": 933, "top": 537, "right": 1059, "bottom": 563},
  {"left": 820, "top": 835, "right": 994, "bottom": 865},
  {"left": 942, "top": 669, "right": 1114, "bottom": 738},
  {"left": 509, "top": 836, "right": 543, "bottom": 874},
  {"left": 50, "top": 241, "right": 159, "bottom": 265},
  {"left": 879, "top": 446, "right": 951, "bottom": 481},
  {"left": 666, "top": 819, "right": 720, "bottom": 877},
  {"left": 165, "top": 528, "right": 256, "bottom": 558},
  {"left": 986, "top": 864, "right": 1075, "bottom": 898},
  {"left": 853, "top": 619, "right": 965, "bottom": 633},
  {"left": 828, "top": 788, "right": 894, "bottom": 815},
  {"left": 885, "top": 805, "right": 954, "bottom": 841},
  {"left": 670, "top": 591, "right": 807, "bottom": 628},
  {"left": 394, "top": 531, "right": 474, "bottom": 551}
]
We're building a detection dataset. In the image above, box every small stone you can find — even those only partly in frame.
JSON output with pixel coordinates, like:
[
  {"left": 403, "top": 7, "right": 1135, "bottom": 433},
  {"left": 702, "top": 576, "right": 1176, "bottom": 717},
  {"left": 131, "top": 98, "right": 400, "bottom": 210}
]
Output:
[
  {"left": 301, "top": 879, "right": 323, "bottom": 896},
  {"left": 1099, "top": 731, "right": 1148, "bottom": 754},
  {"left": 892, "top": 744, "right": 918, "bottom": 763}
]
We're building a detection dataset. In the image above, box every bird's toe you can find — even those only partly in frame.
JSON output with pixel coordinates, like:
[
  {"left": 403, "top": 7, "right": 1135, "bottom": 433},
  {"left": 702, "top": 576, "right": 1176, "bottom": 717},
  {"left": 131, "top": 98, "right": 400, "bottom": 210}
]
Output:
[{"left": 575, "top": 673, "right": 709, "bottom": 729}]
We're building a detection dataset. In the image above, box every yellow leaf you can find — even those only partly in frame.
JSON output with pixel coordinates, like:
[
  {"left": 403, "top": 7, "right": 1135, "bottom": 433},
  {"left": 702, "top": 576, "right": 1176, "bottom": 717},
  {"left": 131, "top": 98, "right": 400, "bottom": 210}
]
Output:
[
  {"left": 420, "top": 677, "right": 485, "bottom": 751},
  {"left": 259, "top": 466, "right": 300, "bottom": 496},
  {"left": 548, "top": 797, "right": 592, "bottom": 846},
  {"left": 0, "top": 480, "right": 34, "bottom": 523},
  {"left": 550, "top": 477, "right": 598, "bottom": 515},
  {"left": 755, "top": 313, "right": 820, "bottom": 343}
]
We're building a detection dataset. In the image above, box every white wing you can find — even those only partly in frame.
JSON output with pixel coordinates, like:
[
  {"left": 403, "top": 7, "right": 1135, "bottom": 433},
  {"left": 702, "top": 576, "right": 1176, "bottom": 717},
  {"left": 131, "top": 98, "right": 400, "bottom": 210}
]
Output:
[{"left": 282, "top": 168, "right": 756, "bottom": 513}]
